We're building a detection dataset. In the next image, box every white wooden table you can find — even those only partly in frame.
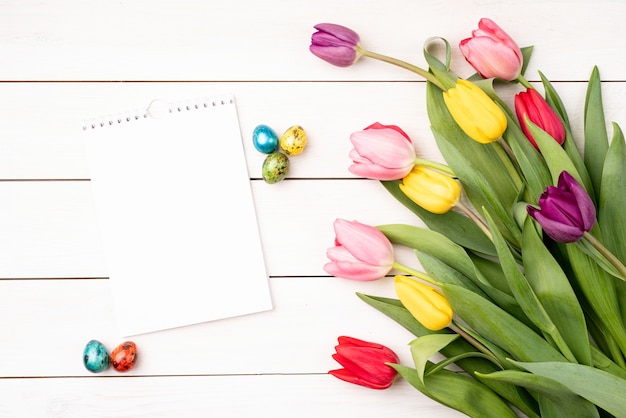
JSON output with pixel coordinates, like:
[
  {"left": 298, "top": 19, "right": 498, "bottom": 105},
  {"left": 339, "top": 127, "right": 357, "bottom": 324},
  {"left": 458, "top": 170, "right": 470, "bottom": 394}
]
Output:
[{"left": 1, "top": 1, "right": 624, "bottom": 416}]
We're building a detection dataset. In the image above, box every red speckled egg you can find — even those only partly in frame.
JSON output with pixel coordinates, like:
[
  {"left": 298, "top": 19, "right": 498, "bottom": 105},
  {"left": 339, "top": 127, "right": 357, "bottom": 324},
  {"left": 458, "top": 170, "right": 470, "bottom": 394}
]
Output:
[{"left": 110, "top": 341, "right": 137, "bottom": 372}]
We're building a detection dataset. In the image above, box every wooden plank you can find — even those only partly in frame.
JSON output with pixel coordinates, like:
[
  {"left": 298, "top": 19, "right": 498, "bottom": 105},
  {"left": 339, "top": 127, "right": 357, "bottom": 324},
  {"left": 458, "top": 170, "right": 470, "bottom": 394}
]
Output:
[
  {"left": 0, "top": 277, "right": 418, "bottom": 377},
  {"left": 0, "top": 81, "right": 623, "bottom": 180},
  {"left": 0, "top": 179, "right": 432, "bottom": 278},
  {"left": 0, "top": 0, "right": 624, "bottom": 81},
  {"left": 0, "top": 375, "right": 465, "bottom": 418}
]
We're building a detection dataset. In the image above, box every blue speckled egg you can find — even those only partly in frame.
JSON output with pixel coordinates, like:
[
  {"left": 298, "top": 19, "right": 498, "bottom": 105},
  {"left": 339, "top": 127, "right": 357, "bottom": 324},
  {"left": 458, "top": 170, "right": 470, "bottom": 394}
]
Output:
[
  {"left": 262, "top": 152, "right": 290, "bottom": 184},
  {"left": 83, "top": 339, "right": 110, "bottom": 373},
  {"left": 252, "top": 124, "right": 279, "bottom": 154}
]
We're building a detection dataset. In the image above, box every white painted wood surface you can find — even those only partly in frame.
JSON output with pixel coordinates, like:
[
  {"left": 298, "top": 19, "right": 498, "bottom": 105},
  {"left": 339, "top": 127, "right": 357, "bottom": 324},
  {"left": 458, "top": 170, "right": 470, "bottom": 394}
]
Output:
[{"left": 0, "top": 1, "right": 624, "bottom": 416}]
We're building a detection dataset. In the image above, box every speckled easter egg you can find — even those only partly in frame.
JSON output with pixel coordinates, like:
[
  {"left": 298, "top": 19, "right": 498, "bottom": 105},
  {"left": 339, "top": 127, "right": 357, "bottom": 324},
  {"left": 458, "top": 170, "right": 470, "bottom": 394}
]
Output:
[
  {"left": 279, "top": 125, "right": 307, "bottom": 156},
  {"left": 110, "top": 341, "right": 137, "bottom": 372},
  {"left": 252, "top": 124, "right": 279, "bottom": 154},
  {"left": 83, "top": 339, "right": 110, "bottom": 373},
  {"left": 262, "top": 152, "right": 290, "bottom": 184}
]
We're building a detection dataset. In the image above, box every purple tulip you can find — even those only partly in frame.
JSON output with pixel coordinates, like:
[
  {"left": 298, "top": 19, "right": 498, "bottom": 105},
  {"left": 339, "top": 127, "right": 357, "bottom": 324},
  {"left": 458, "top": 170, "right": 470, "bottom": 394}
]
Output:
[
  {"left": 310, "top": 23, "right": 361, "bottom": 67},
  {"left": 527, "top": 171, "right": 596, "bottom": 243}
]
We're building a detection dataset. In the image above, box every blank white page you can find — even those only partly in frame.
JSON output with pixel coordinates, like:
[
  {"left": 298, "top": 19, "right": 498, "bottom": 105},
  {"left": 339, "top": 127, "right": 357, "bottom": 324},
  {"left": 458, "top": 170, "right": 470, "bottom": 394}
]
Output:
[{"left": 83, "top": 96, "right": 272, "bottom": 336}]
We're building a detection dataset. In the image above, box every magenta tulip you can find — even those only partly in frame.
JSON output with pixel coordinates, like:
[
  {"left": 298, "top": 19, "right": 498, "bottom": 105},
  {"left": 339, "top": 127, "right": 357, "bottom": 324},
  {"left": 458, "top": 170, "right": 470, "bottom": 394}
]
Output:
[
  {"left": 310, "top": 23, "right": 361, "bottom": 67},
  {"left": 348, "top": 122, "right": 416, "bottom": 180},
  {"left": 515, "top": 88, "right": 566, "bottom": 149},
  {"left": 527, "top": 171, "right": 596, "bottom": 243},
  {"left": 329, "top": 336, "right": 399, "bottom": 390},
  {"left": 460, "top": 18, "right": 523, "bottom": 81},
  {"left": 324, "top": 219, "right": 394, "bottom": 281}
]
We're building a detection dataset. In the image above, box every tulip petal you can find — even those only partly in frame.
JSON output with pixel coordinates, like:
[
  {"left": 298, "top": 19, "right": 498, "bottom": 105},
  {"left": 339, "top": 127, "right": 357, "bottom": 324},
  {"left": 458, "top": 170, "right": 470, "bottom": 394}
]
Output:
[
  {"left": 527, "top": 206, "right": 585, "bottom": 242},
  {"left": 558, "top": 171, "right": 596, "bottom": 231},
  {"left": 333, "top": 219, "right": 394, "bottom": 266}
]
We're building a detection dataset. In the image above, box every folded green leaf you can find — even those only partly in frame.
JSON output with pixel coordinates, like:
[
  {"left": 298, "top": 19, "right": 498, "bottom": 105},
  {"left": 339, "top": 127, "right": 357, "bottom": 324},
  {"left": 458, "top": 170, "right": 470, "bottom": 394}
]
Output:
[
  {"left": 415, "top": 250, "right": 487, "bottom": 297},
  {"left": 476, "top": 369, "right": 600, "bottom": 418},
  {"left": 392, "top": 364, "right": 519, "bottom": 418},
  {"left": 511, "top": 360, "right": 626, "bottom": 417},
  {"left": 409, "top": 334, "right": 460, "bottom": 384},
  {"left": 522, "top": 219, "right": 592, "bottom": 365},
  {"left": 584, "top": 66, "right": 609, "bottom": 195}
]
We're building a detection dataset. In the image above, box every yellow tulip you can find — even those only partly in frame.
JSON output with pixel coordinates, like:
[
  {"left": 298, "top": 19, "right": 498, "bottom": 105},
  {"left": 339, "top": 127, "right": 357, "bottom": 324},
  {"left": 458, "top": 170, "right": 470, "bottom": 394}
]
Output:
[
  {"left": 443, "top": 79, "right": 507, "bottom": 144},
  {"left": 394, "top": 275, "right": 453, "bottom": 331},
  {"left": 399, "top": 166, "right": 461, "bottom": 214}
]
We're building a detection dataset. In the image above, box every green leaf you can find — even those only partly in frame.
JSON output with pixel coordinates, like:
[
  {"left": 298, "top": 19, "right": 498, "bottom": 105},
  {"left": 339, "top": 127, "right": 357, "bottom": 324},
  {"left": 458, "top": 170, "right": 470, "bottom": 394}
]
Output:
[
  {"left": 511, "top": 360, "right": 626, "bottom": 417},
  {"left": 520, "top": 46, "right": 534, "bottom": 77},
  {"left": 483, "top": 209, "right": 565, "bottom": 347},
  {"left": 476, "top": 369, "right": 600, "bottom": 418},
  {"left": 377, "top": 223, "right": 476, "bottom": 279},
  {"left": 599, "top": 123, "right": 626, "bottom": 265},
  {"left": 380, "top": 180, "right": 496, "bottom": 256},
  {"left": 584, "top": 66, "right": 609, "bottom": 195},
  {"left": 409, "top": 334, "right": 459, "bottom": 383},
  {"left": 415, "top": 250, "right": 487, "bottom": 297},
  {"left": 441, "top": 283, "right": 566, "bottom": 363},
  {"left": 392, "top": 364, "right": 519, "bottom": 418},
  {"left": 565, "top": 244, "right": 626, "bottom": 357},
  {"left": 522, "top": 219, "right": 592, "bottom": 365}
]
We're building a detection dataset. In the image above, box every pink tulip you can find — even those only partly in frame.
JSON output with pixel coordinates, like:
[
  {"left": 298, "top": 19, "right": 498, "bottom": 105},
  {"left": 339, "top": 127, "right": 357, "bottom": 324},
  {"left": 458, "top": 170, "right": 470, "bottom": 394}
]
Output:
[
  {"left": 348, "top": 122, "right": 416, "bottom": 180},
  {"left": 329, "top": 336, "right": 399, "bottom": 390},
  {"left": 324, "top": 219, "right": 394, "bottom": 281},
  {"left": 460, "top": 18, "right": 523, "bottom": 81},
  {"left": 515, "top": 87, "right": 566, "bottom": 149}
]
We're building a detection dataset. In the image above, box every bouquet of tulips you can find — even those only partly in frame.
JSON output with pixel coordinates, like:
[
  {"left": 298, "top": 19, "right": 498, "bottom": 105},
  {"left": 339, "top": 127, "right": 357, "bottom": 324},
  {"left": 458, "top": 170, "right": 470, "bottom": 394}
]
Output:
[{"left": 311, "top": 19, "right": 626, "bottom": 417}]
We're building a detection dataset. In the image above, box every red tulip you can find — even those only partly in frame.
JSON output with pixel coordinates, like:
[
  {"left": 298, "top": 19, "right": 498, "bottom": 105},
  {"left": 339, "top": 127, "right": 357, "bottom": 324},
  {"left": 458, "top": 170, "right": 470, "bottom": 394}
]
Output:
[
  {"left": 515, "top": 87, "right": 566, "bottom": 149},
  {"left": 329, "top": 336, "right": 399, "bottom": 390}
]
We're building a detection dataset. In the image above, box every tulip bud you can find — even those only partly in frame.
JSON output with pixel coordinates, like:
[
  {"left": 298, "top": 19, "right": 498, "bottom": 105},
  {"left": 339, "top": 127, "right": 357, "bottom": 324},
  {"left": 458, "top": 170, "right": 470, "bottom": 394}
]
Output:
[
  {"left": 515, "top": 88, "right": 566, "bottom": 149},
  {"left": 443, "top": 79, "right": 508, "bottom": 144},
  {"left": 399, "top": 166, "right": 461, "bottom": 214},
  {"left": 348, "top": 122, "right": 416, "bottom": 180},
  {"left": 527, "top": 171, "right": 596, "bottom": 243},
  {"left": 310, "top": 23, "right": 362, "bottom": 67},
  {"left": 323, "top": 219, "right": 395, "bottom": 281},
  {"left": 329, "top": 336, "right": 399, "bottom": 390},
  {"left": 460, "top": 18, "right": 523, "bottom": 81},
  {"left": 394, "top": 276, "right": 453, "bottom": 331}
]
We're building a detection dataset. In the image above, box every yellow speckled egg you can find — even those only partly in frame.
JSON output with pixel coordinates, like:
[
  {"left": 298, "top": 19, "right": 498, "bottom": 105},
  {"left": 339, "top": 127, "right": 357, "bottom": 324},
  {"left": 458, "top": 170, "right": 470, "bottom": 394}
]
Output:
[{"left": 279, "top": 125, "right": 307, "bottom": 156}]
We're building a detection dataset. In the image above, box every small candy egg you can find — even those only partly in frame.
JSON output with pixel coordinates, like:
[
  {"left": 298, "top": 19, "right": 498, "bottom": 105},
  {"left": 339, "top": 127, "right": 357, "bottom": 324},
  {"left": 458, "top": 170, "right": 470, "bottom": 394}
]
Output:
[
  {"left": 110, "top": 341, "right": 137, "bottom": 372},
  {"left": 279, "top": 125, "right": 307, "bottom": 156},
  {"left": 252, "top": 124, "right": 279, "bottom": 154},
  {"left": 262, "top": 152, "right": 290, "bottom": 184},
  {"left": 83, "top": 339, "right": 110, "bottom": 373}
]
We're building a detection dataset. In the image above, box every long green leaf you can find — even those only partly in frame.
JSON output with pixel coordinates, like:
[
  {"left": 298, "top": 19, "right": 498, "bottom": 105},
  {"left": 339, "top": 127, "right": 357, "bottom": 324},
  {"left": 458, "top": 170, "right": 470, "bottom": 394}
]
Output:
[
  {"left": 522, "top": 219, "right": 592, "bottom": 365},
  {"left": 392, "top": 364, "right": 518, "bottom": 418},
  {"left": 476, "top": 370, "right": 600, "bottom": 418},
  {"left": 584, "top": 66, "right": 609, "bottom": 195},
  {"left": 511, "top": 360, "right": 626, "bottom": 417},
  {"left": 599, "top": 124, "right": 626, "bottom": 330},
  {"left": 441, "top": 283, "right": 566, "bottom": 363}
]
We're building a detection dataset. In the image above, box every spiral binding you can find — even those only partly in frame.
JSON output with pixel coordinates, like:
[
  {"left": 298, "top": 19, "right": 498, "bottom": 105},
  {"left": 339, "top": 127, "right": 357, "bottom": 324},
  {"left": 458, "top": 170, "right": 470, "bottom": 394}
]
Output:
[{"left": 81, "top": 95, "right": 235, "bottom": 131}]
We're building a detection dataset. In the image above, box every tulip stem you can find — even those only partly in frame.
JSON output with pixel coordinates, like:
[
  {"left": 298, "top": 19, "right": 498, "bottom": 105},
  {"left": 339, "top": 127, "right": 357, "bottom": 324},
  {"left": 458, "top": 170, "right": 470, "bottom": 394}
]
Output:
[
  {"left": 582, "top": 232, "right": 626, "bottom": 282},
  {"left": 414, "top": 158, "right": 455, "bottom": 176},
  {"left": 392, "top": 262, "right": 441, "bottom": 287},
  {"left": 449, "top": 321, "right": 502, "bottom": 367},
  {"left": 516, "top": 74, "right": 533, "bottom": 89},
  {"left": 358, "top": 48, "right": 447, "bottom": 91},
  {"left": 456, "top": 202, "right": 493, "bottom": 241}
]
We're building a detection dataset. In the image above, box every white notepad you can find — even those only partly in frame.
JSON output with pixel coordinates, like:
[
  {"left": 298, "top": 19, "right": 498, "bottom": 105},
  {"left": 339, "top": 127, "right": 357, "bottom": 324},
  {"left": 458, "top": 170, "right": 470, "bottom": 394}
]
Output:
[{"left": 82, "top": 95, "right": 272, "bottom": 336}]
